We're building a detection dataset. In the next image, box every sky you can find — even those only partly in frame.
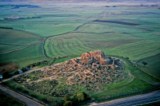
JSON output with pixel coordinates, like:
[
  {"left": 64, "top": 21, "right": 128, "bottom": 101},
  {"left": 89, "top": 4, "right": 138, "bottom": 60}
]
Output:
[
  {"left": 0, "top": 0, "right": 160, "bottom": 4},
  {"left": 0, "top": 0, "right": 160, "bottom": 2}
]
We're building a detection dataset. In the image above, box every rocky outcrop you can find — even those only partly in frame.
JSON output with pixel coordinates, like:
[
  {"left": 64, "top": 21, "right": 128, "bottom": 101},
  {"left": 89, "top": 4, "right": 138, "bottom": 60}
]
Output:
[
  {"left": 14, "top": 51, "right": 127, "bottom": 97},
  {"left": 39, "top": 50, "right": 126, "bottom": 91},
  {"left": 80, "top": 50, "right": 107, "bottom": 65},
  {"left": 17, "top": 50, "right": 124, "bottom": 91}
]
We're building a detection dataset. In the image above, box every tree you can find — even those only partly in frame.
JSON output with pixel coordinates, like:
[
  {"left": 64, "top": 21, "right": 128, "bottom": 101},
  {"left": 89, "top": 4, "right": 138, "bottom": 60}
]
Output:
[{"left": 142, "top": 61, "right": 148, "bottom": 66}]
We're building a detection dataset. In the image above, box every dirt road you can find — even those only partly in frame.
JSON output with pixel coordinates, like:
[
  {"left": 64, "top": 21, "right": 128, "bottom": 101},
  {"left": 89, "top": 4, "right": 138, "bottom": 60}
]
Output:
[
  {"left": 0, "top": 85, "right": 44, "bottom": 106},
  {"left": 1, "top": 67, "right": 42, "bottom": 83},
  {"left": 90, "top": 90, "right": 160, "bottom": 106}
]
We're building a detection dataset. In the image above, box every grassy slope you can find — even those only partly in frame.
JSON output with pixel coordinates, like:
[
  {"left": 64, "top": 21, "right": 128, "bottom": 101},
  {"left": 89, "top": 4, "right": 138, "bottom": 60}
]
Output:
[
  {"left": 45, "top": 30, "right": 160, "bottom": 60},
  {"left": 137, "top": 54, "right": 160, "bottom": 80},
  {"left": 91, "top": 57, "right": 160, "bottom": 101},
  {"left": 0, "top": 29, "right": 41, "bottom": 44},
  {"left": 0, "top": 28, "right": 46, "bottom": 67}
]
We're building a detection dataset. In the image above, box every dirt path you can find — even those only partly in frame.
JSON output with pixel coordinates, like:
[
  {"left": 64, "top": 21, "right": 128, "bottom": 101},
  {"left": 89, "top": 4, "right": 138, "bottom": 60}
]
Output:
[
  {"left": 90, "top": 90, "right": 160, "bottom": 106},
  {"left": 1, "top": 68, "right": 42, "bottom": 83},
  {"left": 0, "top": 85, "right": 44, "bottom": 106}
]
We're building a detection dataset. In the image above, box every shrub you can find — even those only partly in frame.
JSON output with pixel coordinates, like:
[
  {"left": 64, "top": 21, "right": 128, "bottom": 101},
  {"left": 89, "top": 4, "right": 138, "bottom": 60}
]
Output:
[
  {"left": 63, "top": 101, "right": 73, "bottom": 106},
  {"left": 76, "top": 92, "right": 85, "bottom": 102},
  {"left": 64, "top": 94, "right": 71, "bottom": 101},
  {"left": 75, "top": 92, "right": 90, "bottom": 102}
]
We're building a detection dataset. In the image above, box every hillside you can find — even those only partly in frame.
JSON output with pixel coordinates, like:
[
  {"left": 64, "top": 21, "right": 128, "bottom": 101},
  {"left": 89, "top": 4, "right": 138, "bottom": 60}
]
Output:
[{"left": 14, "top": 50, "right": 128, "bottom": 93}]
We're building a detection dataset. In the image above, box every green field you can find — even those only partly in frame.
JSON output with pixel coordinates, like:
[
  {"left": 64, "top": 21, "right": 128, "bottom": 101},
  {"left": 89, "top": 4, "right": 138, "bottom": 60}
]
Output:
[
  {"left": 0, "top": 28, "right": 46, "bottom": 67},
  {"left": 137, "top": 54, "right": 160, "bottom": 80},
  {"left": 0, "top": 3, "right": 160, "bottom": 106}
]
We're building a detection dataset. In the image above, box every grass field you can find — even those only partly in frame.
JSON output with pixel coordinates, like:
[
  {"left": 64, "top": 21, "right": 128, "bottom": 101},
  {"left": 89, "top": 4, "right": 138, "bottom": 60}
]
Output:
[
  {"left": 0, "top": 28, "right": 46, "bottom": 67},
  {"left": 137, "top": 53, "right": 160, "bottom": 80},
  {"left": 0, "top": 4, "right": 103, "bottom": 37},
  {"left": 0, "top": 3, "right": 160, "bottom": 106}
]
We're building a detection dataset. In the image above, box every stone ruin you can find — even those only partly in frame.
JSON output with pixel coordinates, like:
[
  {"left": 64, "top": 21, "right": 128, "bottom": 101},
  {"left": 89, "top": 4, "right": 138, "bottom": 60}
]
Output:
[
  {"left": 68, "top": 50, "right": 117, "bottom": 70},
  {"left": 80, "top": 50, "right": 106, "bottom": 65},
  {"left": 40, "top": 50, "right": 126, "bottom": 91}
]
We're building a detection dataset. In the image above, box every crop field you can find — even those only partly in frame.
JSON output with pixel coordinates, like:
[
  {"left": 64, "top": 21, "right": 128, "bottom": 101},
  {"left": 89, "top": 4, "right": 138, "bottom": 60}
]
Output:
[
  {"left": 137, "top": 53, "right": 160, "bottom": 80},
  {"left": 0, "top": 3, "right": 160, "bottom": 106},
  {"left": 0, "top": 28, "right": 46, "bottom": 67},
  {"left": 0, "top": 4, "right": 103, "bottom": 37}
]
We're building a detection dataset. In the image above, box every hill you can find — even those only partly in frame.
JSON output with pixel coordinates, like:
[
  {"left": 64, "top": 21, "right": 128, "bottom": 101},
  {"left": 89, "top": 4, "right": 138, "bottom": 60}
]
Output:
[
  {"left": 41, "top": 50, "right": 126, "bottom": 90},
  {"left": 14, "top": 50, "right": 127, "bottom": 93}
]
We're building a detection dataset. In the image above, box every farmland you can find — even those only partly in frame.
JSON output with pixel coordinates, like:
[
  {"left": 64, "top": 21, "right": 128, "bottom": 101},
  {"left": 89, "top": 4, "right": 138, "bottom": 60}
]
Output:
[
  {"left": 1, "top": 4, "right": 160, "bottom": 64},
  {"left": 0, "top": 3, "right": 160, "bottom": 106},
  {"left": 137, "top": 53, "right": 160, "bottom": 80},
  {"left": 0, "top": 28, "right": 46, "bottom": 68}
]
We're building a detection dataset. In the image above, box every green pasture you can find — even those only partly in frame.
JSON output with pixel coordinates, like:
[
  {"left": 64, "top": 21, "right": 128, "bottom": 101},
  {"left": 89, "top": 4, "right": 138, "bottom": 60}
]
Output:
[
  {"left": 0, "top": 29, "right": 41, "bottom": 44},
  {"left": 137, "top": 54, "right": 160, "bottom": 80},
  {"left": 0, "top": 4, "right": 103, "bottom": 37},
  {"left": 91, "top": 57, "right": 160, "bottom": 101},
  {"left": 45, "top": 31, "right": 160, "bottom": 61},
  {"left": 0, "top": 44, "right": 46, "bottom": 67},
  {"left": 0, "top": 28, "right": 46, "bottom": 67}
]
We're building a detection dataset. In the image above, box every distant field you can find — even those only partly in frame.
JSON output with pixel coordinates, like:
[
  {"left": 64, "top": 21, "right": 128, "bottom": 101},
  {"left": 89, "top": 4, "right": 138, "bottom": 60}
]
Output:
[{"left": 0, "top": 4, "right": 103, "bottom": 37}]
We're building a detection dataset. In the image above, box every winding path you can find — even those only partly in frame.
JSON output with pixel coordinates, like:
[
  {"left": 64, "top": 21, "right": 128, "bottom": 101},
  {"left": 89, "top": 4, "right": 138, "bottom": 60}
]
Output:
[
  {"left": 0, "top": 68, "right": 45, "bottom": 106},
  {"left": 90, "top": 90, "right": 160, "bottom": 106},
  {"left": 1, "top": 67, "right": 42, "bottom": 83},
  {"left": 0, "top": 84, "right": 44, "bottom": 106}
]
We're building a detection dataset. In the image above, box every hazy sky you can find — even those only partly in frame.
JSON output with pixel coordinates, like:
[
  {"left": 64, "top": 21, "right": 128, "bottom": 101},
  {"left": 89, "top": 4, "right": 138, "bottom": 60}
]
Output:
[
  {"left": 0, "top": 0, "right": 160, "bottom": 2},
  {"left": 0, "top": 0, "right": 160, "bottom": 4}
]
